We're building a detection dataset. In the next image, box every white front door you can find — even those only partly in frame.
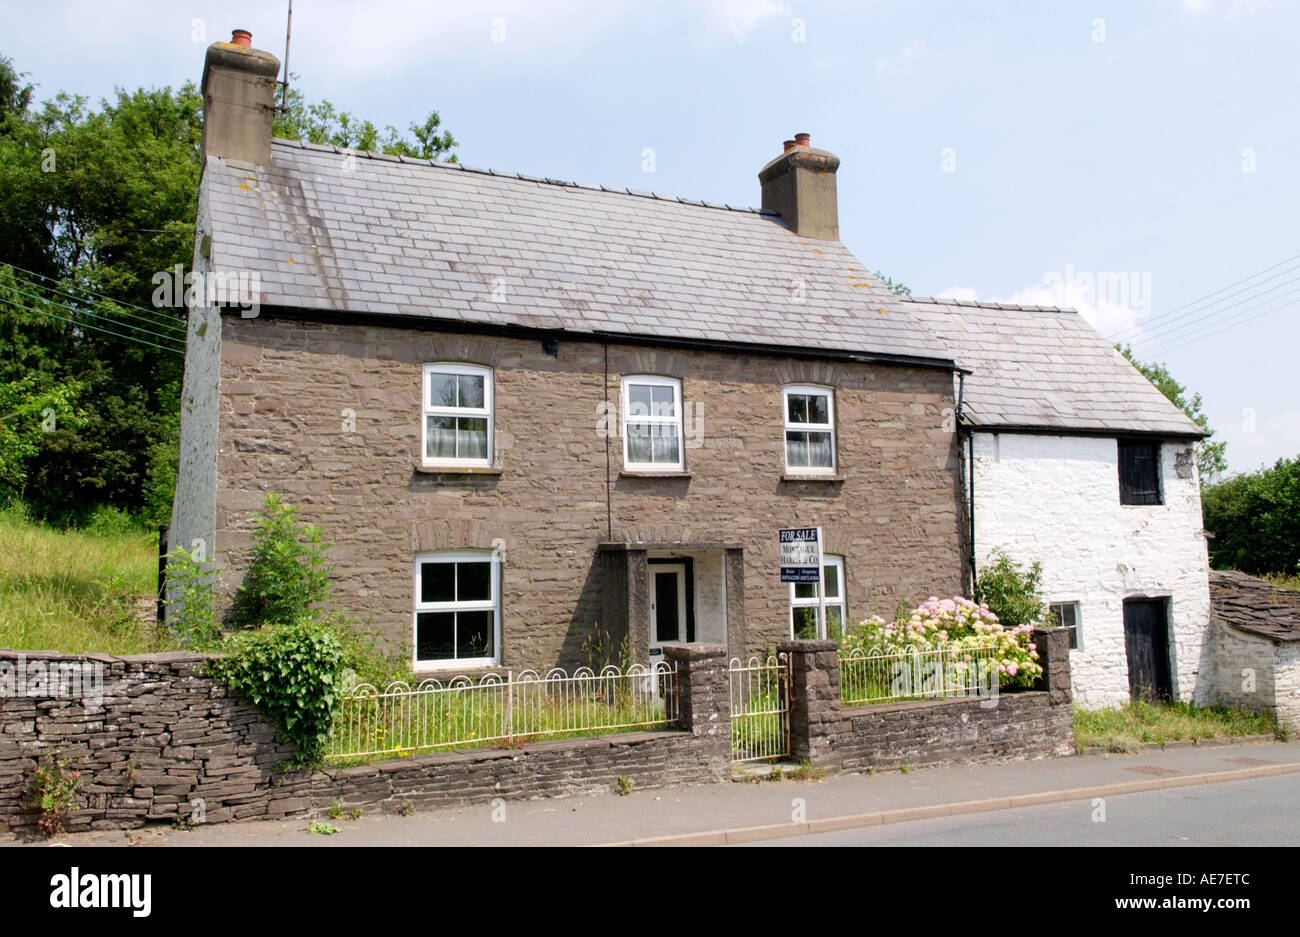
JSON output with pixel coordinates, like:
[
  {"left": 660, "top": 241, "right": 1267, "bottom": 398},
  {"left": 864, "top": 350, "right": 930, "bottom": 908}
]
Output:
[{"left": 648, "top": 563, "right": 687, "bottom": 664}]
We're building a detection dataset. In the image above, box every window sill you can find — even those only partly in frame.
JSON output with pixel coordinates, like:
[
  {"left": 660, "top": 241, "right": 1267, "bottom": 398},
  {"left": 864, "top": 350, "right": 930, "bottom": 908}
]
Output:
[
  {"left": 781, "top": 473, "right": 845, "bottom": 483},
  {"left": 619, "top": 469, "right": 693, "bottom": 479},
  {"left": 413, "top": 462, "right": 504, "bottom": 476}
]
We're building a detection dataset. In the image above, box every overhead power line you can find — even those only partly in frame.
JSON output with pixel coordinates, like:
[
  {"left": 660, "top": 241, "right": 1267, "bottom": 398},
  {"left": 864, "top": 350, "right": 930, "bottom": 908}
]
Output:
[
  {"left": 0, "top": 260, "right": 189, "bottom": 332},
  {"left": 1140, "top": 289, "right": 1300, "bottom": 357},
  {"left": 1107, "top": 251, "right": 1300, "bottom": 344},
  {"left": 3, "top": 280, "right": 187, "bottom": 350},
  {"left": 0, "top": 296, "right": 185, "bottom": 356}
]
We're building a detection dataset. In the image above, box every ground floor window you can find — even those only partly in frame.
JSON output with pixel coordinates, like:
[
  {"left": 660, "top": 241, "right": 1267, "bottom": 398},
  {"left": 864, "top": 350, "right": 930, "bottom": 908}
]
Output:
[
  {"left": 1048, "top": 601, "right": 1081, "bottom": 650},
  {"left": 790, "top": 555, "right": 845, "bottom": 639},
  {"left": 414, "top": 550, "right": 500, "bottom": 667}
]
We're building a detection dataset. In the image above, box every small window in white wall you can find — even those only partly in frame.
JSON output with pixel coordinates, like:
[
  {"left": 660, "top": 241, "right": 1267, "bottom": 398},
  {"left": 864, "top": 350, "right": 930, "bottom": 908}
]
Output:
[
  {"left": 414, "top": 551, "right": 500, "bottom": 668},
  {"left": 784, "top": 385, "right": 836, "bottom": 473},
  {"left": 790, "top": 555, "right": 845, "bottom": 639},
  {"left": 423, "top": 364, "right": 492, "bottom": 467},
  {"left": 622, "top": 376, "right": 683, "bottom": 471},
  {"left": 1049, "top": 602, "right": 1081, "bottom": 650}
]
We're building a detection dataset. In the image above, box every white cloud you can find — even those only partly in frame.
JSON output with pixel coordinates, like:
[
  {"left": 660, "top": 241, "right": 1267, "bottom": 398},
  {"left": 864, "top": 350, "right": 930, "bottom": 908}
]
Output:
[
  {"left": 688, "top": 0, "right": 791, "bottom": 45},
  {"left": 935, "top": 275, "right": 1148, "bottom": 338}
]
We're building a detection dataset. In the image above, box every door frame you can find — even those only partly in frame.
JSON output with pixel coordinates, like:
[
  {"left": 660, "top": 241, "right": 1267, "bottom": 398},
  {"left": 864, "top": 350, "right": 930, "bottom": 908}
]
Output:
[{"left": 1122, "top": 596, "right": 1173, "bottom": 702}]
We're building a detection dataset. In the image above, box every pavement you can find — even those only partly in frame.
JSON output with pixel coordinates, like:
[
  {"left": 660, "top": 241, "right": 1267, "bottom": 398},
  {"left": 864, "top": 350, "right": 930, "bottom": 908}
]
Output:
[{"left": 7, "top": 737, "right": 1298, "bottom": 847}]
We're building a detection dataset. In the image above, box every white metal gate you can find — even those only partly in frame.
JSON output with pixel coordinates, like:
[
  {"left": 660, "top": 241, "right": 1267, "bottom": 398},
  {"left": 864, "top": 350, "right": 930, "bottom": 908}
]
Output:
[{"left": 729, "top": 653, "right": 790, "bottom": 763}]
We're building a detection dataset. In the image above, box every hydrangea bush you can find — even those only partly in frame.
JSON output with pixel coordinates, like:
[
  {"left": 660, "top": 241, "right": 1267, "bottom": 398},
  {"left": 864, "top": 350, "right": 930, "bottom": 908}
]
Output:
[{"left": 841, "top": 596, "right": 1043, "bottom": 690}]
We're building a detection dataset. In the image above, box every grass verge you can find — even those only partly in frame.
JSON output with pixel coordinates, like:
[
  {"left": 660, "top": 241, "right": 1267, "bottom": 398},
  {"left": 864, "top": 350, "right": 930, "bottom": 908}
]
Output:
[
  {"left": 0, "top": 504, "right": 173, "bottom": 655},
  {"left": 1074, "top": 700, "right": 1285, "bottom": 753}
]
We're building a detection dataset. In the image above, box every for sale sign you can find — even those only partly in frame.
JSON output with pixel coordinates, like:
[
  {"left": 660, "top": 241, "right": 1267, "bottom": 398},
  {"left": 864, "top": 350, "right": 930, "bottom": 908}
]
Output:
[{"left": 779, "top": 527, "right": 823, "bottom": 583}]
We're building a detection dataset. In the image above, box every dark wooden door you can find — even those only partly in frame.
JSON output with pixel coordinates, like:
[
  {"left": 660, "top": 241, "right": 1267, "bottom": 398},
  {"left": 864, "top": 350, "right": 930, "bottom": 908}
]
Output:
[{"left": 1124, "top": 599, "right": 1172, "bottom": 702}]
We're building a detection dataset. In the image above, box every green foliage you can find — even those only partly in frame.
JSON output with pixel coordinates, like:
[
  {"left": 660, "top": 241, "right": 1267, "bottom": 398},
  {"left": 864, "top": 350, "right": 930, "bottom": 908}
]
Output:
[
  {"left": 163, "top": 545, "right": 220, "bottom": 648},
  {"left": 24, "top": 750, "right": 81, "bottom": 838},
  {"left": 974, "top": 551, "right": 1048, "bottom": 630},
  {"left": 208, "top": 618, "right": 344, "bottom": 768},
  {"left": 329, "top": 611, "right": 413, "bottom": 690},
  {"left": 872, "top": 270, "right": 912, "bottom": 296},
  {"left": 615, "top": 775, "right": 633, "bottom": 796},
  {"left": 308, "top": 820, "right": 342, "bottom": 835},
  {"left": 1119, "top": 345, "right": 1227, "bottom": 485},
  {"left": 229, "top": 493, "right": 335, "bottom": 630},
  {"left": 273, "top": 75, "right": 457, "bottom": 162},
  {"left": 1202, "top": 455, "right": 1300, "bottom": 577},
  {"left": 0, "top": 373, "right": 82, "bottom": 500}
]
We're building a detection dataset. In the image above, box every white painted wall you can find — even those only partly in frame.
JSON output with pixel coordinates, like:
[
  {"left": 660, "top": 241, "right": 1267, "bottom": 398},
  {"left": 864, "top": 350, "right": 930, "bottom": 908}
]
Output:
[{"left": 969, "top": 432, "right": 1211, "bottom": 708}]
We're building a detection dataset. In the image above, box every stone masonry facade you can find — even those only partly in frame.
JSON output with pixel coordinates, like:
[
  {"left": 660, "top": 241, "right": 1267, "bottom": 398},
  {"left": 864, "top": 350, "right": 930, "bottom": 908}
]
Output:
[{"left": 212, "top": 314, "right": 964, "bottom": 670}]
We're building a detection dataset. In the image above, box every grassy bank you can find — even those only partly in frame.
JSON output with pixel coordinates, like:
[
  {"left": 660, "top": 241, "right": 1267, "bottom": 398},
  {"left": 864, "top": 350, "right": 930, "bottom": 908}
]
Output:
[
  {"left": 1074, "top": 700, "right": 1284, "bottom": 753},
  {"left": 0, "top": 504, "right": 173, "bottom": 655}
]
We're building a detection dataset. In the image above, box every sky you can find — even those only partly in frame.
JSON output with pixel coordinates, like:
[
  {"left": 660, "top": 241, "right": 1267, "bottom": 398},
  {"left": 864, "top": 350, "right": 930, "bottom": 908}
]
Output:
[{"left": 5, "top": 0, "right": 1298, "bottom": 476}]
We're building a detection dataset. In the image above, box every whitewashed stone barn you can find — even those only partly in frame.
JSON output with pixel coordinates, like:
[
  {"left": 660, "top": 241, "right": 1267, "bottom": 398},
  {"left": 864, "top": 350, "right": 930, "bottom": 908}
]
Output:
[
  {"left": 903, "top": 297, "right": 1211, "bottom": 709},
  {"left": 1202, "top": 571, "right": 1300, "bottom": 737}
]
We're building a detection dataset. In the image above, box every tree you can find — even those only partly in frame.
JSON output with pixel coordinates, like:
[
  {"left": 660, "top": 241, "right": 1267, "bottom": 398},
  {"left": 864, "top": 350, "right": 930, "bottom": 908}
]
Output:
[
  {"left": 1119, "top": 345, "right": 1227, "bottom": 485},
  {"left": 229, "top": 493, "right": 335, "bottom": 629},
  {"left": 273, "top": 75, "right": 457, "bottom": 162},
  {"left": 873, "top": 270, "right": 912, "bottom": 296},
  {"left": 1202, "top": 456, "right": 1300, "bottom": 577}
]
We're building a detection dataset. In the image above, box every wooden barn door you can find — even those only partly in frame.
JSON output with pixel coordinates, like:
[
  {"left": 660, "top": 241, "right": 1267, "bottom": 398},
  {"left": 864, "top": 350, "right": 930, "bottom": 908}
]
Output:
[{"left": 1123, "top": 598, "right": 1172, "bottom": 702}]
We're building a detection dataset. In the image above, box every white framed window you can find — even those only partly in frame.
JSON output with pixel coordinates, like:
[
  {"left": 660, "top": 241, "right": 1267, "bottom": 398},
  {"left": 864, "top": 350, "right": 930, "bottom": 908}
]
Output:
[
  {"left": 790, "top": 555, "right": 846, "bottom": 639},
  {"left": 1049, "top": 601, "right": 1081, "bottom": 650},
  {"left": 423, "top": 363, "right": 493, "bottom": 467},
  {"left": 784, "top": 385, "right": 836, "bottom": 473},
  {"left": 413, "top": 550, "right": 501, "bottom": 668},
  {"left": 622, "top": 375, "right": 683, "bottom": 471}
]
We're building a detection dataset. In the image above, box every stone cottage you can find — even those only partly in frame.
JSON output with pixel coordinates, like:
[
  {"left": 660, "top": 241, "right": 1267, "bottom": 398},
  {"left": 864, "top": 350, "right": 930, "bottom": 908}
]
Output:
[
  {"left": 902, "top": 296, "right": 1211, "bottom": 708},
  {"left": 171, "top": 32, "right": 967, "bottom": 673}
]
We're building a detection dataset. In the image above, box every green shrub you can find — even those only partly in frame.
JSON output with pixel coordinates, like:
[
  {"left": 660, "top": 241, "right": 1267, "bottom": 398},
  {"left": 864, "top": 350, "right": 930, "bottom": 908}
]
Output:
[
  {"left": 163, "top": 546, "right": 220, "bottom": 648},
  {"left": 84, "top": 504, "right": 139, "bottom": 536},
  {"left": 208, "top": 618, "right": 344, "bottom": 768},
  {"left": 229, "top": 492, "right": 335, "bottom": 630},
  {"left": 974, "top": 551, "right": 1048, "bottom": 629}
]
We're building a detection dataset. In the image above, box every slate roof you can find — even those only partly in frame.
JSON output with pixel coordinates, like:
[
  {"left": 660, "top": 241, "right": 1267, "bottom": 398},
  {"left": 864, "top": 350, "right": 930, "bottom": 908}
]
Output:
[
  {"left": 1210, "top": 570, "right": 1300, "bottom": 643},
  {"left": 203, "top": 139, "right": 952, "bottom": 365},
  {"left": 901, "top": 297, "right": 1205, "bottom": 437}
]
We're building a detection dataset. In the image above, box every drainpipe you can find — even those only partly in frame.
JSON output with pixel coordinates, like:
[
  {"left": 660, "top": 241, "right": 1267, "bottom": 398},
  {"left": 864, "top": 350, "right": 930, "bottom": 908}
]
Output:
[
  {"left": 954, "top": 371, "right": 977, "bottom": 594},
  {"left": 604, "top": 341, "right": 612, "bottom": 541}
]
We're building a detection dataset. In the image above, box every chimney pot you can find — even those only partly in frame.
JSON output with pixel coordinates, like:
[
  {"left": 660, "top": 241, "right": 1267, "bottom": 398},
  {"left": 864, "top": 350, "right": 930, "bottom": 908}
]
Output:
[
  {"left": 231, "top": 29, "right": 252, "bottom": 48},
  {"left": 758, "top": 133, "right": 841, "bottom": 240}
]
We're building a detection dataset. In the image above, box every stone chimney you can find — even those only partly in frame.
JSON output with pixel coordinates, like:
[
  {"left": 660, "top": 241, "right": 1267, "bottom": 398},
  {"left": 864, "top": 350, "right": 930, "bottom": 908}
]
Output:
[
  {"left": 758, "top": 132, "right": 841, "bottom": 240},
  {"left": 200, "top": 29, "right": 281, "bottom": 168}
]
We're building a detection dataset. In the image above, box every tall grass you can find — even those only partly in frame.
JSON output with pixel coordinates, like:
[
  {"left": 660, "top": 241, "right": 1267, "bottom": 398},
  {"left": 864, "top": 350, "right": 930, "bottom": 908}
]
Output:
[
  {"left": 1073, "top": 700, "right": 1284, "bottom": 753},
  {"left": 0, "top": 503, "right": 174, "bottom": 655}
]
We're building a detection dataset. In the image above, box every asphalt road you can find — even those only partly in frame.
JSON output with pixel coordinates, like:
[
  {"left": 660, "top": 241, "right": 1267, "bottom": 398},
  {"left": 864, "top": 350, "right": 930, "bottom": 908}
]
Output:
[{"left": 744, "top": 773, "right": 1300, "bottom": 846}]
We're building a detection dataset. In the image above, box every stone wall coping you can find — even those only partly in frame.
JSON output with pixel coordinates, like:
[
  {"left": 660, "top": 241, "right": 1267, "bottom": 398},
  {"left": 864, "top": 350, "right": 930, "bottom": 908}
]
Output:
[
  {"left": 0, "top": 648, "right": 216, "bottom": 664},
  {"left": 843, "top": 689, "right": 1048, "bottom": 716},
  {"left": 662, "top": 643, "right": 728, "bottom": 662}
]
